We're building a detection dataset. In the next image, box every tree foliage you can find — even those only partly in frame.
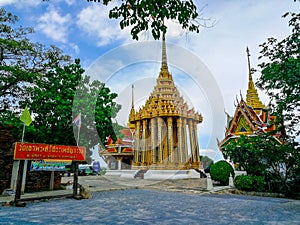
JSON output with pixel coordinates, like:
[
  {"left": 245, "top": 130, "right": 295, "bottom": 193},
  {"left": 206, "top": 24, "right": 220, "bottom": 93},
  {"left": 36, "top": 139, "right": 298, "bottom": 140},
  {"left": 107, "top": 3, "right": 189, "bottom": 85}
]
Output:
[
  {"left": 234, "top": 175, "right": 266, "bottom": 192},
  {"left": 210, "top": 160, "right": 234, "bottom": 186},
  {"left": 0, "top": 9, "right": 121, "bottom": 163},
  {"left": 0, "top": 8, "right": 71, "bottom": 115},
  {"left": 223, "top": 134, "right": 300, "bottom": 196},
  {"left": 257, "top": 12, "right": 300, "bottom": 137},
  {"left": 72, "top": 75, "right": 121, "bottom": 162},
  {"left": 21, "top": 59, "right": 84, "bottom": 145},
  {"left": 87, "top": 0, "right": 201, "bottom": 40}
]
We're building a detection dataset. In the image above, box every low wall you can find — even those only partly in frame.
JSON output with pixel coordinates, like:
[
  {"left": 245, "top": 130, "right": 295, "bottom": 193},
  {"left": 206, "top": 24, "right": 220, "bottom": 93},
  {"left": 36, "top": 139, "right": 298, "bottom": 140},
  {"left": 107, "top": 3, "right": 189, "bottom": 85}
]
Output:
[
  {"left": 144, "top": 169, "right": 200, "bottom": 180},
  {"left": 119, "top": 170, "right": 138, "bottom": 178}
]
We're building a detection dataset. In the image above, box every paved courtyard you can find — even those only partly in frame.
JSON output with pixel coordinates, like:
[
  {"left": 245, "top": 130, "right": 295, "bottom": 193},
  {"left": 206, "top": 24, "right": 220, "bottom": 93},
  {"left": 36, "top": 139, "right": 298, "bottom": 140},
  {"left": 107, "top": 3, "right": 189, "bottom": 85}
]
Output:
[{"left": 0, "top": 187, "right": 299, "bottom": 224}]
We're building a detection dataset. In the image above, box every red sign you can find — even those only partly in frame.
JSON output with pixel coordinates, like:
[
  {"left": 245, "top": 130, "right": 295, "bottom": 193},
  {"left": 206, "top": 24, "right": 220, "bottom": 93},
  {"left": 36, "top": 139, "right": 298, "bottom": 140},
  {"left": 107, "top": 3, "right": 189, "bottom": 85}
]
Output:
[{"left": 14, "top": 142, "right": 86, "bottom": 161}]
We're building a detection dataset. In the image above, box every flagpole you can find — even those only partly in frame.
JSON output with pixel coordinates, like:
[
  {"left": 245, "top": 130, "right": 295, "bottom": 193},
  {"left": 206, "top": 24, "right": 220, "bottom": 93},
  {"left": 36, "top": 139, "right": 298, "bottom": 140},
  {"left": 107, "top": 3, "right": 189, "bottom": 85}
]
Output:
[
  {"left": 21, "top": 123, "right": 26, "bottom": 143},
  {"left": 14, "top": 122, "right": 26, "bottom": 204},
  {"left": 73, "top": 112, "right": 81, "bottom": 198},
  {"left": 14, "top": 107, "right": 32, "bottom": 204}
]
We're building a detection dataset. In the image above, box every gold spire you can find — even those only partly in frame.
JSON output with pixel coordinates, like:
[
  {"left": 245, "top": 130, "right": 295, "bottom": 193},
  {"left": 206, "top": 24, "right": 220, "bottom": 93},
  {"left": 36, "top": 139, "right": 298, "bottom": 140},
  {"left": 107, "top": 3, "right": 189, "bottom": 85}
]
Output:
[
  {"left": 162, "top": 32, "right": 168, "bottom": 68},
  {"left": 245, "top": 47, "right": 265, "bottom": 110},
  {"left": 131, "top": 84, "right": 134, "bottom": 108},
  {"left": 128, "top": 84, "right": 136, "bottom": 129},
  {"left": 159, "top": 32, "right": 172, "bottom": 79}
]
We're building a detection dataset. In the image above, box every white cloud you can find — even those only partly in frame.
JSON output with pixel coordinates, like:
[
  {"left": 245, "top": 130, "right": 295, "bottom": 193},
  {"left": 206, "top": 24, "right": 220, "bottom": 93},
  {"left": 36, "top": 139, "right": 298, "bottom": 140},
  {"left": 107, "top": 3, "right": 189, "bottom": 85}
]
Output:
[
  {"left": 0, "top": 0, "right": 40, "bottom": 7},
  {"left": 77, "top": 4, "right": 132, "bottom": 46},
  {"left": 64, "top": 0, "right": 75, "bottom": 5},
  {"left": 37, "top": 6, "right": 72, "bottom": 43},
  {"left": 70, "top": 43, "right": 80, "bottom": 55}
]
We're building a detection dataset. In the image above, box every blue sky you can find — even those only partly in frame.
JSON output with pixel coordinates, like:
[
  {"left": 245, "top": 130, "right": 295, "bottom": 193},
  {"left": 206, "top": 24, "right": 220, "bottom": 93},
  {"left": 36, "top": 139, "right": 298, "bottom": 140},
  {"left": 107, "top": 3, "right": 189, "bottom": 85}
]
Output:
[{"left": 1, "top": 0, "right": 297, "bottom": 161}]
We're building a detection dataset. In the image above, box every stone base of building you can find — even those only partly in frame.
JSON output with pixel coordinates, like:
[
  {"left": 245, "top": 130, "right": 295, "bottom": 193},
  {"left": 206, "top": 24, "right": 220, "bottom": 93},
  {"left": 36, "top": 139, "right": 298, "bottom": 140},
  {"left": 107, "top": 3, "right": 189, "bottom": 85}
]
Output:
[
  {"left": 105, "top": 170, "right": 138, "bottom": 178},
  {"left": 105, "top": 169, "right": 201, "bottom": 179},
  {"left": 143, "top": 169, "right": 200, "bottom": 179},
  {"left": 131, "top": 162, "right": 201, "bottom": 171}
]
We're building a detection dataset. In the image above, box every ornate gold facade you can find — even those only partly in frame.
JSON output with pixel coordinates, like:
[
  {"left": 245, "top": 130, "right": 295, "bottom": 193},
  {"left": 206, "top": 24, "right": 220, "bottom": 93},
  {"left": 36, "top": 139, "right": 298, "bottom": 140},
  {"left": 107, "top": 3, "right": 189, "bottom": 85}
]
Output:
[
  {"left": 219, "top": 48, "right": 282, "bottom": 150},
  {"left": 128, "top": 34, "right": 203, "bottom": 170}
]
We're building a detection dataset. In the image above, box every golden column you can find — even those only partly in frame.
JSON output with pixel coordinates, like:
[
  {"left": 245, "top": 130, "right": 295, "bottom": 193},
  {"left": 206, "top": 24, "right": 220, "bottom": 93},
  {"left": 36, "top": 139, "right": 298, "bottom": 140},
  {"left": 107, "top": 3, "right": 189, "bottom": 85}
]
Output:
[
  {"left": 183, "top": 118, "right": 188, "bottom": 164},
  {"left": 177, "top": 117, "right": 183, "bottom": 164},
  {"left": 142, "top": 119, "right": 147, "bottom": 166},
  {"left": 163, "top": 119, "right": 168, "bottom": 164},
  {"left": 188, "top": 119, "right": 195, "bottom": 163},
  {"left": 151, "top": 118, "right": 157, "bottom": 164},
  {"left": 193, "top": 121, "right": 200, "bottom": 163},
  {"left": 167, "top": 117, "right": 173, "bottom": 163},
  {"left": 134, "top": 121, "right": 141, "bottom": 165},
  {"left": 157, "top": 117, "right": 163, "bottom": 164}
]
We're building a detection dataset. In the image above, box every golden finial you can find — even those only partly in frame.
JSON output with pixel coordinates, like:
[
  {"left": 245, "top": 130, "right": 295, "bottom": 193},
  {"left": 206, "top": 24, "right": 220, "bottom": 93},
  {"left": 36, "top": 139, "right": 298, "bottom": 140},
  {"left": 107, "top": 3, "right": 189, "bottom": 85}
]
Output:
[
  {"left": 246, "top": 46, "right": 252, "bottom": 82},
  {"left": 159, "top": 32, "right": 171, "bottom": 79},
  {"left": 245, "top": 47, "right": 265, "bottom": 110},
  {"left": 162, "top": 32, "right": 167, "bottom": 68},
  {"left": 131, "top": 84, "right": 134, "bottom": 109}
]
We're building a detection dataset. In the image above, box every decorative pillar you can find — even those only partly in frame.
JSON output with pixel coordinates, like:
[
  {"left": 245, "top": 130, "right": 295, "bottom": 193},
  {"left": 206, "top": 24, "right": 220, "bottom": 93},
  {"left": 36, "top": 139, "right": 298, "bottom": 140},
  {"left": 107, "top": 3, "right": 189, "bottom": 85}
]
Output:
[
  {"left": 193, "top": 121, "right": 200, "bottom": 163},
  {"left": 157, "top": 117, "right": 163, "bottom": 163},
  {"left": 135, "top": 121, "right": 141, "bottom": 165},
  {"left": 117, "top": 157, "right": 122, "bottom": 170},
  {"left": 142, "top": 119, "right": 147, "bottom": 165},
  {"left": 151, "top": 118, "right": 156, "bottom": 164},
  {"left": 183, "top": 118, "right": 188, "bottom": 164},
  {"left": 167, "top": 117, "right": 173, "bottom": 163},
  {"left": 177, "top": 117, "right": 183, "bottom": 164},
  {"left": 188, "top": 119, "right": 195, "bottom": 163},
  {"left": 163, "top": 119, "right": 168, "bottom": 164}
]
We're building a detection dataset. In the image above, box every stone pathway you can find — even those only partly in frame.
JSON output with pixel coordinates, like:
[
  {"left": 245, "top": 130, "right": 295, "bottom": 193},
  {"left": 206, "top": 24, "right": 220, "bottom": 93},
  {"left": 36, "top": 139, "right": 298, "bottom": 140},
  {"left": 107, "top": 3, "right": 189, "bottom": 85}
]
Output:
[
  {"left": 0, "top": 176, "right": 299, "bottom": 224},
  {"left": 0, "top": 188, "right": 299, "bottom": 224}
]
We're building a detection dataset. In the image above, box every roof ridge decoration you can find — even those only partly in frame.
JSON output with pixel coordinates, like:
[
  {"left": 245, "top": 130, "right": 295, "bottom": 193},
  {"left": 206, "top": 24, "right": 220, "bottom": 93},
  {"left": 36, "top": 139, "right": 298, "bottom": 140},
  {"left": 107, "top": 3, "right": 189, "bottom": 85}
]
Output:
[{"left": 245, "top": 47, "right": 265, "bottom": 110}]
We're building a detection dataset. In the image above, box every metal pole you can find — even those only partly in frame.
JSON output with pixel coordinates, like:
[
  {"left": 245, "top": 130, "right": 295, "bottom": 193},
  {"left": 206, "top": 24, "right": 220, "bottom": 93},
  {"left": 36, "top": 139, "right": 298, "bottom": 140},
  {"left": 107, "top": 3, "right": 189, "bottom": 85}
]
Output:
[
  {"left": 73, "top": 126, "right": 80, "bottom": 197},
  {"left": 14, "top": 124, "right": 26, "bottom": 203}
]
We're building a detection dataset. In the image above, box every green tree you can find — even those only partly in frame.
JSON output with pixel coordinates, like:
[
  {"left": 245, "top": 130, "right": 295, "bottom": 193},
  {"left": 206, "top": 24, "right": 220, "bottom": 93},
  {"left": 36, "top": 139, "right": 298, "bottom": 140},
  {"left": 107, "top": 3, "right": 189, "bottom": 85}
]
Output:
[
  {"left": 86, "top": 0, "right": 201, "bottom": 40},
  {"left": 22, "top": 59, "right": 84, "bottom": 146},
  {"left": 21, "top": 60, "right": 121, "bottom": 163},
  {"left": 223, "top": 134, "right": 300, "bottom": 196},
  {"left": 257, "top": 12, "right": 300, "bottom": 137},
  {"left": 210, "top": 160, "right": 234, "bottom": 186},
  {"left": 223, "top": 135, "right": 268, "bottom": 176},
  {"left": 72, "top": 75, "right": 121, "bottom": 162},
  {"left": 0, "top": 8, "right": 70, "bottom": 116}
]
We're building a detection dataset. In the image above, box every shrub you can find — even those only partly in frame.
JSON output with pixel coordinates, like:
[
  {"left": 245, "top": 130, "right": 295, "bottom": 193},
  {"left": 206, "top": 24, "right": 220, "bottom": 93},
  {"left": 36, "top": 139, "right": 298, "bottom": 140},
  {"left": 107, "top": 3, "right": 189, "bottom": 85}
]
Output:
[
  {"left": 210, "top": 160, "right": 234, "bottom": 185},
  {"left": 234, "top": 175, "right": 266, "bottom": 192}
]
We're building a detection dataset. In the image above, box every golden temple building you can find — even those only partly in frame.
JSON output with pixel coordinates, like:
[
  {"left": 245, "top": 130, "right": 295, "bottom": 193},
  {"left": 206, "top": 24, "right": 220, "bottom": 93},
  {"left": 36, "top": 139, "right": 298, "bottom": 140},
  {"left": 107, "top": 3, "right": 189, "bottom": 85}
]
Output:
[
  {"left": 128, "top": 34, "right": 203, "bottom": 170},
  {"left": 218, "top": 47, "right": 282, "bottom": 149}
]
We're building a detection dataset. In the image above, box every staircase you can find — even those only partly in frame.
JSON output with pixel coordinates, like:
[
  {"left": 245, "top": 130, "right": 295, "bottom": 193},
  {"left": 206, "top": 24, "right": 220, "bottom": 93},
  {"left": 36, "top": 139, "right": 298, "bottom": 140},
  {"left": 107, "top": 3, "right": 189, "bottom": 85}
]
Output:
[{"left": 134, "top": 169, "right": 148, "bottom": 179}]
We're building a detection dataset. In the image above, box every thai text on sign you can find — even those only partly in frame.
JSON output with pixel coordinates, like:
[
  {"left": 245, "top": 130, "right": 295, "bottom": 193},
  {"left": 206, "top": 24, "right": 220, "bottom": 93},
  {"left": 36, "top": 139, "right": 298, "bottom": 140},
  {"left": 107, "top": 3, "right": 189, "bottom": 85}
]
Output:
[{"left": 14, "top": 142, "right": 86, "bottom": 161}]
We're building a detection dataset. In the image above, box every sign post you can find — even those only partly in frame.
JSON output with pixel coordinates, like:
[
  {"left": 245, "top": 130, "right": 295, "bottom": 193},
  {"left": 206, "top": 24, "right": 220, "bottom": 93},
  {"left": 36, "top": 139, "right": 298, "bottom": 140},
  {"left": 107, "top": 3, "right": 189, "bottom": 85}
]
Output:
[{"left": 13, "top": 142, "right": 86, "bottom": 202}]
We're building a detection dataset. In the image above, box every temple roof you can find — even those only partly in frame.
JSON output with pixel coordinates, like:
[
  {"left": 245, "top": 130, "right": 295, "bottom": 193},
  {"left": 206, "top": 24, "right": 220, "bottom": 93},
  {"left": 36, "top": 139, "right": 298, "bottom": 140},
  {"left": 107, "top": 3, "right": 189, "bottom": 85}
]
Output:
[
  {"left": 218, "top": 48, "right": 282, "bottom": 149},
  {"left": 128, "top": 34, "right": 202, "bottom": 124}
]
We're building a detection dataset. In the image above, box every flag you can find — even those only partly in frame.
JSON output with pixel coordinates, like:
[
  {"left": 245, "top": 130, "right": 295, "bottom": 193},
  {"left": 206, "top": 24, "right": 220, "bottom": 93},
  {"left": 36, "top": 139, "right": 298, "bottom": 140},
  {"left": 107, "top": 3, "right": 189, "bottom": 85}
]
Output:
[
  {"left": 20, "top": 106, "right": 32, "bottom": 126},
  {"left": 73, "top": 113, "right": 81, "bottom": 127}
]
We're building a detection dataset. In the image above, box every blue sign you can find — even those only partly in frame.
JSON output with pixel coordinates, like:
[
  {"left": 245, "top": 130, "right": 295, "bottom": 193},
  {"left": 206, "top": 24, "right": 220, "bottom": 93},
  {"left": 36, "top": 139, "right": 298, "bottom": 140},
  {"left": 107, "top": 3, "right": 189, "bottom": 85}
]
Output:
[{"left": 92, "top": 161, "right": 100, "bottom": 173}]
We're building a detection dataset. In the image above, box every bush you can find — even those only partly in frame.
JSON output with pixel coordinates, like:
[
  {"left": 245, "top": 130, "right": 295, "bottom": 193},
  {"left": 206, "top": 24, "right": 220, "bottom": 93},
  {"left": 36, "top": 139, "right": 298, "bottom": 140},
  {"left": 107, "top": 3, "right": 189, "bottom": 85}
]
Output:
[
  {"left": 234, "top": 175, "right": 266, "bottom": 192},
  {"left": 210, "top": 160, "right": 234, "bottom": 185}
]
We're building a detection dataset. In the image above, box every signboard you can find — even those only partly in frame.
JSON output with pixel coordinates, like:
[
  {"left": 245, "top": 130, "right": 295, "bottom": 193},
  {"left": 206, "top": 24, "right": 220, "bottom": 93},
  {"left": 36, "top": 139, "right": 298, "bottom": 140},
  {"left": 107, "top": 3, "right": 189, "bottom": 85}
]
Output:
[
  {"left": 92, "top": 161, "right": 101, "bottom": 173},
  {"left": 14, "top": 142, "right": 86, "bottom": 161},
  {"left": 30, "top": 160, "right": 71, "bottom": 171}
]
